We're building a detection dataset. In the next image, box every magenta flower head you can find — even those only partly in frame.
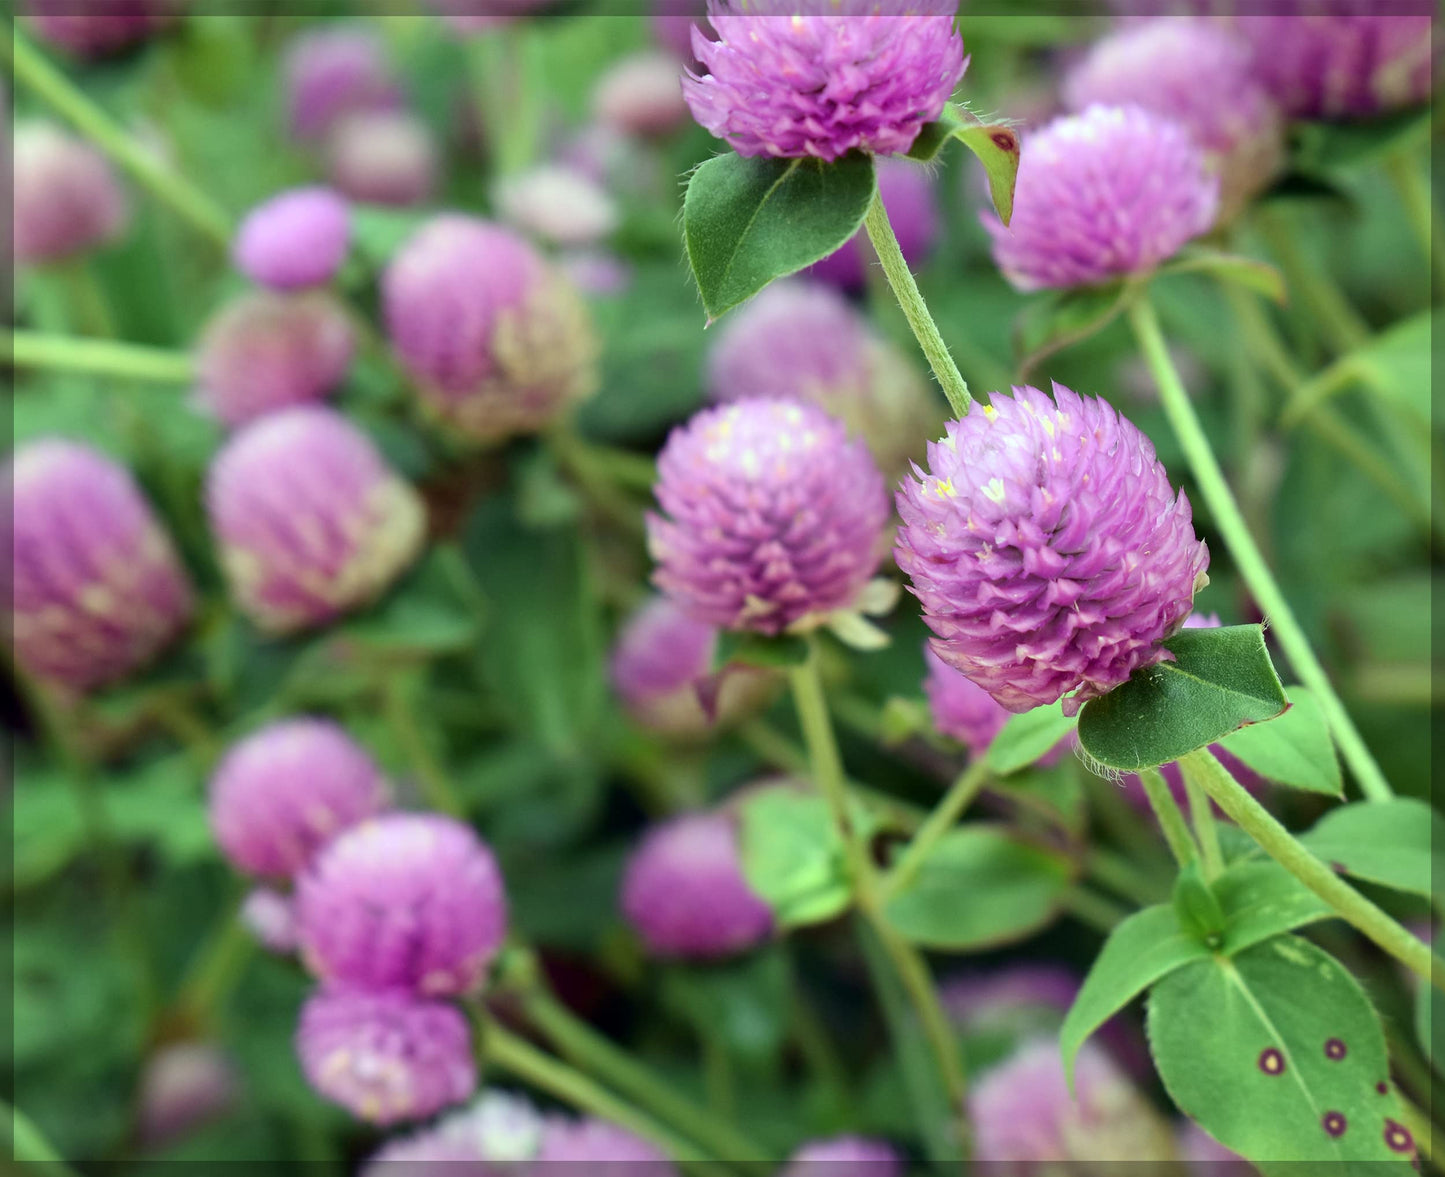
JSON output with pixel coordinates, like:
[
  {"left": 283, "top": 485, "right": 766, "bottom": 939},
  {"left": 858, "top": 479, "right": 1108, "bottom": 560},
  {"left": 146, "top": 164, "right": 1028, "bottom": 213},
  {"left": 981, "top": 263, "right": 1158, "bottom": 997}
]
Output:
[
  {"left": 206, "top": 407, "right": 426, "bottom": 634},
  {"left": 325, "top": 111, "right": 439, "bottom": 208},
  {"left": 208, "top": 718, "right": 391, "bottom": 880},
  {"left": 593, "top": 51, "right": 690, "bottom": 138},
  {"left": 8, "top": 440, "right": 193, "bottom": 693},
  {"left": 537, "top": 1117, "right": 678, "bottom": 1172},
  {"left": 137, "top": 1042, "right": 239, "bottom": 1146},
  {"left": 383, "top": 215, "right": 598, "bottom": 444},
  {"left": 493, "top": 164, "right": 619, "bottom": 248},
  {"left": 621, "top": 811, "right": 773, "bottom": 960},
  {"left": 969, "top": 1038, "right": 1177, "bottom": 1168},
  {"left": 985, "top": 105, "right": 1219, "bottom": 292},
  {"left": 14, "top": 122, "right": 129, "bottom": 267},
  {"left": 296, "top": 988, "right": 475, "bottom": 1125},
  {"left": 25, "top": 0, "right": 177, "bottom": 58},
  {"left": 363, "top": 1090, "right": 547, "bottom": 1172},
  {"left": 283, "top": 26, "right": 401, "bottom": 142},
  {"left": 924, "top": 646, "right": 1074, "bottom": 766},
  {"left": 297, "top": 814, "right": 508, "bottom": 997},
  {"left": 648, "top": 399, "right": 889, "bottom": 634},
  {"left": 785, "top": 1136, "right": 904, "bottom": 1177},
  {"left": 809, "top": 157, "right": 940, "bottom": 290},
  {"left": 195, "top": 291, "right": 355, "bottom": 428},
  {"left": 706, "top": 281, "right": 938, "bottom": 478},
  {"left": 895, "top": 383, "right": 1208, "bottom": 715},
  {"left": 684, "top": 0, "right": 966, "bottom": 161},
  {"left": 233, "top": 187, "right": 352, "bottom": 291},
  {"left": 1063, "top": 19, "right": 1284, "bottom": 221},
  {"left": 610, "top": 596, "right": 776, "bottom": 739}
]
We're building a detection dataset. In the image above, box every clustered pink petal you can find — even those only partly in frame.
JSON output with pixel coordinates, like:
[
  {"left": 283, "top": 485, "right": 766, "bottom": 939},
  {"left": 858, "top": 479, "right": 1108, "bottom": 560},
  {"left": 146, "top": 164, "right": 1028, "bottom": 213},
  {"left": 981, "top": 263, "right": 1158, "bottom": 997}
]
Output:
[
  {"left": 922, "top": 646, "right": 1009, "bottom": 754},
  {"left": 1062, "top": 19, "right": 1283, "bottom": 221},
  {"left": 593, "top": 51, "right": 690, "bottom": 138},
  {"left": 283, "top": 26, "right": 402, "bottom": 142},
  {"left": 136, "top": 1042, "right": 238, "bottom": 1147},
  {"left": 984, "top": 105, "right": 1219, "bottom": 291},
  {"left": 784, "top": 1136, "right": 904, "bottom": 1176},
  {"left": 8, "top": 440, "right": 194, "bottom": 692},
  {"left": 25, "top": 0, "right": 177, "bottom": 58},
  {"left": 233, "top": 187, "right": 352, "bottom": 291},
  {"left": 14, "top": 122, "right": 130, "bottom": 267},
  {"left": 684, "top": 0, "right": 966, "bottom": 160},
  {"left": 296, "top": 988, "right": 475, "bottom": 1125},
  {"left": 808, "top": 157, "right": 940, "bottom": 290},
  {"left": 621, "top": 811, "right": 773, "bottom": 959},
  {"left": 208, "top": 717, "right": 391, "bottom": 880},
  {"left": 648, "top": 399, "right": 889, "bottom": 634},
  {"left": 362, "top": 1090, "right": 547, "bottom": 1171},
  {"left": 195, "top": 291, "right": 355, "bottom": 427},
  {"left": 325, "top": 111, "right": 439, "bottom": 208},
  {"left": 296, "top": 813, "right": 508, "bottom": 997},
  {"left": 241, "top": 887, "right": 300, "bottom": 954},
  {"left": 894, "top": 383, "right": 1208, "bottom": 715},
  {"left": 536, "top": 1117, "right": 678, "bottom": 1170},
  {"left": 206, "top": 407, "right": 426, "bottom": 635},
  {"left": 383, "top": 215, "right": 599, "bottom": 443}
]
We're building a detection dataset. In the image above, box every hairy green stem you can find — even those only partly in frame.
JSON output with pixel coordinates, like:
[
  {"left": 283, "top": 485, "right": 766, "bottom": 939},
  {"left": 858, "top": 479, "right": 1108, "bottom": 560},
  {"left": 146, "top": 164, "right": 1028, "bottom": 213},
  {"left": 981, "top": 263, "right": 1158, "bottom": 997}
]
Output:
[
  {"left": 8, "top": 331, "right": 195, "bottom": 383},
  {"left": 1138, "top": 767, "right": 1198, "bottom": 868},
  {"left": 863, "top": 190, "right": 972, "bottom": 417},
  {"left": 881, "top": 758, "right": 989, "bottom": 900},
  {"left": 1129, "top": 295, "right": 1393, "bottom": 803},
  {"left": 1182, "top": 748, "right": 1443, "bottom": 990},
  {"left": 1180, "top": 767, "right": 1224, "bottom": 882}
]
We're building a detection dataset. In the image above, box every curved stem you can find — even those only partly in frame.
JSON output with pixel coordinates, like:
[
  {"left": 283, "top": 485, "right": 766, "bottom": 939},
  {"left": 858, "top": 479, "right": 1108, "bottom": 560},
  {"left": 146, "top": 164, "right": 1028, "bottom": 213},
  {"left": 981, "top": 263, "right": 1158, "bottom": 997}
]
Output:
[
  {"left": 9, "top": 332, "right": 195, "bottom": 384},
  {"left": 1256, "top": 207, "right": 1369, "bottom": 352},
  {"left": 1138, "top": 767, "right": 1197, "bottom": 869},
  {"left": 1128, "top": 295, "right": 1394, "bottom": 803},
  {"left": 880, "top": 758, "right": 989, "bottom": 900},
  {"left": 863, "top": 190, "right": 972, "bottom": 417},
  {"left": 1179, "top": 768, "right": 1224, "bottom": 883},
  {"left": 1183, "top": 748, "right": 1442, "bottom": 990}
]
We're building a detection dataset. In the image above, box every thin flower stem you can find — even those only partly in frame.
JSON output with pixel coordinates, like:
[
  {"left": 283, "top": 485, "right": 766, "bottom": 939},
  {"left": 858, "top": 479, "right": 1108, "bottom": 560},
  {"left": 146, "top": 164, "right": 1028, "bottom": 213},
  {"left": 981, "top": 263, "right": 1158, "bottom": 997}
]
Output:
[
  {"left": 9, "top": 330, "right": 196, "bottom": 383},
  {"left": 1382, "top": 149, "right": 1445, "bottom": 293},
  {"left": 863, "top": 190, "right": 972, "bottom": 418},
  {"left": 1182, "top": 748, "right": 1445, "bottom": 991},
  {"left": 1179, "top": 767, "right": 1224, "bottom": 883},
  {"left": 1128, "top": 295, "right": 1394, "bottom": 803},
  {"left": 1256, "top": 207, "right": 1370, "bottom": 352},
  {"left": 8, "top": 30, "right": 234, "bottom": 247},
  {"left": 880, "top": 758, "right": 989, "bottom": 901},
  {"left": 1138, "top": 767, "right": 1198, "bottom": 869},
  {"left": 173, "top": 891, "right": 255, "bottom": 1030},
  {"left": 380, "top": 678, "right": 466, "bottom": 818}
]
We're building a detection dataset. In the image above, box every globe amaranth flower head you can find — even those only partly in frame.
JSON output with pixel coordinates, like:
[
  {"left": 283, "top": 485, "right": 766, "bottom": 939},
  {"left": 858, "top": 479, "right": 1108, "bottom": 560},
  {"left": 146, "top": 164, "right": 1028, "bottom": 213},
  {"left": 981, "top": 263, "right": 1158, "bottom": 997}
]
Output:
[
  {"left": 240, "top": 887, "right": 300, "bottom": 954},
  {"left": 383, "top": 215, "right": 599, "bottom": 444},
  {"left": 648, "top": 398, "right": 889, "bottom": 634},
  {"left": 1062, "top": 19, "right": 1284, "bottom": 222},
  {"left": 137, "top": 1042, "right": 239, "bottom": 1147},
  {"left": 326, "top": 111, "right": 439, "bottom": 208},
  {"left": 297, "top": 813, "right": 508, "bottom": 997},
  {"left": 895, "top": 383, "right": 1208, "bottom": 715},
  {"left": 283, "top": 25, "right": 401, "bottom": 142},
  {"left": 621, "top": 810, "right": 773, "bottom": 960},
  {"left": 362, "top": 1089, "right": 547, "bottom": 1173},
  {"left": 25, "top": 0, "right": 178, "bottom": 58},
  {"left": 610, "top": 595, "right": 777, "bottom": 740},
  {"left": 808, "top": 157, "right": 940, "bottom": 291},
  {"left": 206, "top": 406, "right": 426, "bottom": 635},
  {"left": 984, "top": 105, "right": 1218, "bottom": 292},
  {"left": 536, "top": 1116, "right": 678, "bottom": 1172},
  {"left": 706, "top": 280, "right": 939, "bottom": 479},
  {"left": 492, "top": 164, "right": 619, "bottom": 248},
  {"left": 923, "top": 646, "right": 1069, "bottom": 766},
  {"left": 8, "top": 440, "right": 194, "bottom": 693},
  {"left": 684, "top": 0, "right": 967, "bottom": 160},
  {"left": 14, "top": 122, "right": 130, "bottom": 267},
  {"left": 784, "top": 1136, "right": 904, "bottom": 1177},
  {"left": 297, "top": 988, "right": 475, "bottom": 1125},
  {"left": 593, "top": 51, "right": 691, "bottom": 139},
  {"left": 195, "top": 291, "right": 355, "bottom": 428},
  {"left": 208, "top": 717, "right": 392, "bottom": 880},
  {"left": 233, "top": 187, "right": 352, "bottom": 291}
]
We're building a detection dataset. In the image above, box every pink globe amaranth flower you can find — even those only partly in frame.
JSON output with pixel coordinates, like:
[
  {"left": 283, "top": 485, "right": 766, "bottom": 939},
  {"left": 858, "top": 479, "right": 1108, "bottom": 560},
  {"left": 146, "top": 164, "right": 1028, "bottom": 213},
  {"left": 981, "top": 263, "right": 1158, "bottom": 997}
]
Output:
[
  {"left": 969, "top": 1038, "right": 1178, "bottom": 1168},
  {"left": 984, "top": 105, "right": 1219, "bottom": 292},
  {"left": 895, "top": 383, "right": 1209, "bottom": 716},
  {"left": 621, "top": 811, "right": 773, "bottom": 960},
  {"left": 283, "top": 26, "right": 402, "bottom": 142},
  {"left": 241, "top": 887, "right": 299, "bottom": 954},
  {"left": 923, "top": 647, "right": 1070, "bottom": 766},
  {"left": 492, "top": 164, "right": 619, "bottom": 248},
  {"left": 536, "top": 1116, "right": 677, "bottom": 1171},
  {"left": 706, "top": 281, "right": 938, "bottom": 478},
  {"left": 195, "top": 291, "right": 355, "bottom": 428},
  {"left": 939, "top": 964, "right": 1079, "bottom": 1032},
  {"left": 363, "top": 1090, "right": 547, "bottom": 1172},
  {"left": 593, "top": 51, "right": 690, "bottom": 138},
  {"left": 206, "top": 407, "right": 426, "bottom": 635},
  {"left": 14, "top": 122, "right": 129, "bottom": 266},
  {"left": 684, "top": 0, "right": 966, "bottom": 161},
  {"left": 610, "top": 596, "right": 777, "bottom": 740},
  {"left": 648, "top": 399, "right": 889, "bottom": 634},
  {"left": 296, "top": 988, "right": 476, "bottom": 1125},
  {"left": 653, "top": 0, "right": 712, "bottom": 66},
  {"left": 137, "top": 1042, "right": 239, "bottom": 1146},
  {"left": 25, "top": 0, "right": 178, "bottom": 58},
  {"left": 383, "top": 215, "right": 598, "bottom": 444},
  {"left": 325, "top": 111, "right": 438, "bottom": 208},
  {"left": 232, "top": 187, "right": 352, "bottom": 291},
  {"left": 785, "top": 1136, "right": 904, "bottom": 1176},
  {"left": 1063, "top": 19, "right": 1284, "bottom": 222},
  {"left": 297, "top": 814, "right": 508, "bottom": 997},
  {"left": 808, "top": 158, "right": 940, "bottom": 290},
  {"left": 8, "top": 441, "right": 194, "bottom": 693},
  {"left": 208, "top": 718, "right": 391, "bottom": 880}
]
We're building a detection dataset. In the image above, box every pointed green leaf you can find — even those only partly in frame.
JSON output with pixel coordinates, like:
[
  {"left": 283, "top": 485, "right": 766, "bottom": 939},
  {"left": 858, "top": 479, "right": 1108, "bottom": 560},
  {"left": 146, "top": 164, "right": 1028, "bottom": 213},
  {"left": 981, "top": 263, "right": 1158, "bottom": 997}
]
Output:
[
  {"left": 738, "top": 789, "right": 851, "bottom": 929},
  {"left": 1214, "top": 859, "right": 1335, "bottom": 955},
  {"left": 1174, "top": 862, "right": 1228, "bottom": 948},
  {"left": 1299, "top": 798, "right": 1445, "bottom": 902},
  {"left": 905, "top": 105, "right": 1020, "bottom": 224},
  {"left": 1159, "top": 246, "right": 1287, "bottom": 304},
  {"left": 1014, "top": 281, "right": 1134, "bottom": 376},
  {"left": 683, "top": 152, "right": 876, "bottom": 322},
  {"left": 986, "top": 699, "right": 1076, "bottom": 776},
  {"left": 1148, "top": 936, "right": 1415, "bottom": 1172},
  {"left": 1077, "top": 625, "right": 1289, "bottom": 773},
  {"left": 1217, "top": 686, "right": 1341, "bottom": 797}
]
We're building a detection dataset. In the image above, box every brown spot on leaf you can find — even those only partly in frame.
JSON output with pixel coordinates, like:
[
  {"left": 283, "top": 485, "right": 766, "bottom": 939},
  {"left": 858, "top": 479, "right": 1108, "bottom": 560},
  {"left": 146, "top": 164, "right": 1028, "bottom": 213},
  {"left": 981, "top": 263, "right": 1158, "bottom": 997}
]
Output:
[
  {"left": 1322, "top": 1111, "right": 1347, "bottom": 1138},
  {"left": 1384, "top": 1119, "right": 1414, "bottom": 1153},
  {"left": 1258, "top": 1048, "right": 1285, "bottom": 1075},
  {"left": 1324, "top": 1038, "right": 1347, "bottom": 1060}
]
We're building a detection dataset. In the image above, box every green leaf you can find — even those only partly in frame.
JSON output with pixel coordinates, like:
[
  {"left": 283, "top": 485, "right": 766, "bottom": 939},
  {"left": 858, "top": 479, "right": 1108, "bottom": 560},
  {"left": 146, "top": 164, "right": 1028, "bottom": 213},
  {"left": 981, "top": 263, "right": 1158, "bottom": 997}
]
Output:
[
  {"left": 715, "top": 630, "right": 809, "bottom": 669},
  {"left": 1214, "top": 859, "right": 1335, "bottom": 955},
  {"left": 1217, "top": 686, "right": 1341, "bottom": 797},
  {"left": 1299, "top": 798, "right": 1445, "bottom": 902},
  {"left": 1174, "top": 862, "right": 1228, "bottom": 949},
  {"left": 683, "top": 152, "right": 876, "bottom": 322},
  {"left": 1148, "top": 935, "right": 1416, "bottom": 1172},
  {"left": 738, "top": 789, "right": 851, "bottom": 929},
  {"left": 1061, "top": 904, "right": 1209, "bottom": 1086},
  {"left": 1291, "top": 105, "right": 1430, "bottom": 175},
  {"left": 985, "top": 700, "right": 1076, "bottom": 776},
  {"left": 1077, "top": 625, "right": 1289, "bottom": 773},
  {"left": 905, "top": 104, "right": 1020, "bottom": 225},
  {"left": 1014, "top": 282, "right": 1134, "bottom": 377},
  {"left": 882, "top": 826, "right": 1072, "bottom": 950},
  {"left": 1159, "top": 246, "right": 1287, "bottom": 304}
]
